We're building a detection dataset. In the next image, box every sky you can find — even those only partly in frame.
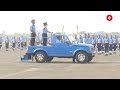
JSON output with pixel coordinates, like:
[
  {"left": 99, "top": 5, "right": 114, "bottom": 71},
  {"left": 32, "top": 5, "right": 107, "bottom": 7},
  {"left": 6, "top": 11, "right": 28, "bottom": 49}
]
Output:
[{"left": 0, "top": 11, "right": 120, "bottom": 35}]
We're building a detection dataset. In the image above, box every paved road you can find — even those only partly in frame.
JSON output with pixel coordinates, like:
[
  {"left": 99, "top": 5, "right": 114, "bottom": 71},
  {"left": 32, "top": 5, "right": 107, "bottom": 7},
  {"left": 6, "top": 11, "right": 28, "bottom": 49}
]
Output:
[{"left": 0, "top": 49, "right": 120, "bottom": 79}]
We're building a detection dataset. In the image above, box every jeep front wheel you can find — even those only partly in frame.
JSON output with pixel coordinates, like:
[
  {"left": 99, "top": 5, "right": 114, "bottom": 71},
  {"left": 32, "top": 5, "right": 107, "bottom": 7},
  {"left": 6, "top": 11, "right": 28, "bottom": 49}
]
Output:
[
  {"left": 35, "top": 51, "right": 48, "bottom": 63},
  {"left": 75, "top": 51, "right": 88, "bottom": 63}
]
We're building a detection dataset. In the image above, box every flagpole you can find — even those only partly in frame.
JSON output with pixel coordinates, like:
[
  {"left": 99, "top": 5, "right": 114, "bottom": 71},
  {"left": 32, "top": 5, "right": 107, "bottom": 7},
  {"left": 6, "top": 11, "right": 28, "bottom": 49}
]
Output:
[
  {"left": 62, "top": 25, "right": 64, "bottom": 34},
  {"left": 77, "top": 24, "right": 78, "bottom": 35}
]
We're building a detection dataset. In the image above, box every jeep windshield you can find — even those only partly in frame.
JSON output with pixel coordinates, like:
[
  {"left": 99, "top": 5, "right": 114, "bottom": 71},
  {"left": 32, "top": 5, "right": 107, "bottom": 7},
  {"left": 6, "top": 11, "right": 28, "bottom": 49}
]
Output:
[{"left": 56, "top": 34, "right": 72, "bottom": 44}]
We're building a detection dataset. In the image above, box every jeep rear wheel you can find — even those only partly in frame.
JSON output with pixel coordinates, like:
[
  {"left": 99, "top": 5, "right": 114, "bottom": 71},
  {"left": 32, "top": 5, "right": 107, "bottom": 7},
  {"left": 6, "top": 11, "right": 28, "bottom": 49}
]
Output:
[
  {"left": 35, "top": 51, "right": 48, "bottom": 63},
  {"left": 75, "top": 51, "right": 88, "bottom": 63}
]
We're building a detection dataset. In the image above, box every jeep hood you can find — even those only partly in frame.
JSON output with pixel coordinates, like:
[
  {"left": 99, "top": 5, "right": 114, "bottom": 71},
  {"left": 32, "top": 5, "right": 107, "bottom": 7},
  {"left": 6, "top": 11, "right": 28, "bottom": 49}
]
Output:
[{"left": 73, "top": 43, "right": 93, "bottom": 47}]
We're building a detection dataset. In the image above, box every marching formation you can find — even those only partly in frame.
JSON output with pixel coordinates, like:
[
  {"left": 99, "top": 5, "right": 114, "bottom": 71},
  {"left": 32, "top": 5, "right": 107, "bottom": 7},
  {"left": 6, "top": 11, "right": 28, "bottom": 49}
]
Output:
[
  {"left": 0, "top": 36, "right": 28, "bottom": 51},
  {"left": 74, "top": 33, "right": 120, "bottom": 56}
]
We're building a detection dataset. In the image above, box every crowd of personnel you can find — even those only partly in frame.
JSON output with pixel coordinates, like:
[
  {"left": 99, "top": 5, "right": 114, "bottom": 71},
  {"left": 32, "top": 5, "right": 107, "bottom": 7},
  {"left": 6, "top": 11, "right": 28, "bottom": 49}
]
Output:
[
  {"left": 73, "top": 33, "right": 120, "bottom": 56},
  {"left": 0, "top": 36, "right": 28, "bottom": 51}
]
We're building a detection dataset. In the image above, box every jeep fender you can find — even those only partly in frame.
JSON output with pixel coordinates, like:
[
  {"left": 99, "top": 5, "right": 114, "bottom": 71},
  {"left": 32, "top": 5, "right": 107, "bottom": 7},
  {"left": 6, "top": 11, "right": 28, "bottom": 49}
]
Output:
[
  {"left": 33, "top": 48, "right": 48, "bottom": 55},
  {"left": 73, "top": 49, "right": 88, "bottom": 56}
]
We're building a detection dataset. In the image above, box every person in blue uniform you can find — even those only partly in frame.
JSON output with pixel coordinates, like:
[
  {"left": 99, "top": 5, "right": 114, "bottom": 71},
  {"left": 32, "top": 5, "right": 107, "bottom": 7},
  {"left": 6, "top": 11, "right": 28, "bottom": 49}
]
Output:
[
  {"left": 87, "top": 33, "right": 92, "bottom": 44},
  {"left": 96, "top": 35, "right": 102, "bottom": 54},
  {"left": 17, "top": 37, "right": 21, "bottom": 49},
  {"left": 109, "top": 35, "right": 113, "bottom": 55},
  {"left": 30, "top": 19, "right": 36, "bottom": 46},
  {"left": 112, "top": 35, "right": 118, "bottom": 53},
  {"left": 23, "top": 37, "right": 27, "bottom": 48},
  {"left": 104, "top": 34, "right": 109, "bottom": 56},
  {"left": 83, "top": 33, "right": 88, "bottom": 44},
  {"left": 91, "top": 35, "right": 96, "bottom": 50},
  {"left": 101, "top": 35, "right": 105, "bottom": 53},
  {"left": 118, "top": 35, "right": 120, "bottom": 52},
  {"left": 42, "top": 22, "right": 52, "bottom": 46},
  {"left": 79, "top": 35, "right": 83, "bottom": 43},
  {"left": 5, "top": 36, "right": 9, "bottom": 51},
  {"left": 0, "top": 37, "right": 3, "bottom": 50},
  {"left": 11, "top": 36, "right": 16, "bottom": 51},
  {"left": 20, "top": 36, "right": 24, "bottom": 48}
]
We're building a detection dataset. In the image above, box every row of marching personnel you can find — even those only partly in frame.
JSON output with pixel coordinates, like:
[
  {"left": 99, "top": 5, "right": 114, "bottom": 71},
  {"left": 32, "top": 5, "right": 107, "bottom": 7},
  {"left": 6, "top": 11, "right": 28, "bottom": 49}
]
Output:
[
  {"left": 0, "top": 36, "right": 27, "bottom": 51},
  {"left": 74, "top": 33, "right": 120, "bottom": 56}
]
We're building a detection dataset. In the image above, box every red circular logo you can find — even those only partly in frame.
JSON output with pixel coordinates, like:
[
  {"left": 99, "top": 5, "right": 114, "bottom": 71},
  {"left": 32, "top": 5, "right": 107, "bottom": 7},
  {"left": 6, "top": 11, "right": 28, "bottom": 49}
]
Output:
[{"left": 106, "top": 15, "right": 113, "bottom": 21}]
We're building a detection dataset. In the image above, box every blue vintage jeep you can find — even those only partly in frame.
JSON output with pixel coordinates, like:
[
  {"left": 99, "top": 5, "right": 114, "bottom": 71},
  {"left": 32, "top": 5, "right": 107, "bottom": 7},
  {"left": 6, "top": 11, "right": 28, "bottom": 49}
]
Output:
[{"left": 21, "top": 33, "right": 95, "bottom": 63}]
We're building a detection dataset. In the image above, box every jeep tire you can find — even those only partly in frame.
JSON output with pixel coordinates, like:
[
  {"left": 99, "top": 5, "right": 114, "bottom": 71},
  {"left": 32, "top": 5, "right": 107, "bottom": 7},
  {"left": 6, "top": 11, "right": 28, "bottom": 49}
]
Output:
[
  {"left": 35, "top": 51, "right": 48, "bottom": 63},
  {"left": 75, "top": 51, "right": 88, "bottom": 63}
]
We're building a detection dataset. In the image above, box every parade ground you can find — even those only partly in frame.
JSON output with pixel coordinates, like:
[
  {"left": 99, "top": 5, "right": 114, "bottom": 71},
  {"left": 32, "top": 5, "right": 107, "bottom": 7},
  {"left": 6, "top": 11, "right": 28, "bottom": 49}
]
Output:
[{"left": 0, "top": 48, "right": 120, "bottom": 79}]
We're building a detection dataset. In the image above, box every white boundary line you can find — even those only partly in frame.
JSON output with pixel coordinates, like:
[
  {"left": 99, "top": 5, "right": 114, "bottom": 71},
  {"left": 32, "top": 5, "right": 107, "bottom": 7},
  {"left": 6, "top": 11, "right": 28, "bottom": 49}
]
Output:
[{"left": 0, "top": 68, "right": 39, "bottom": 78}]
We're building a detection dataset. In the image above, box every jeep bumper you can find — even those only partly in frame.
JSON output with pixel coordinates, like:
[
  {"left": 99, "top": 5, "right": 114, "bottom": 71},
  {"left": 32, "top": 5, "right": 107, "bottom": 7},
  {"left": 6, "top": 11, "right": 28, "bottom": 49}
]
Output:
[{"left": 21, "top": 53, "right": 32, "bottom": 61}]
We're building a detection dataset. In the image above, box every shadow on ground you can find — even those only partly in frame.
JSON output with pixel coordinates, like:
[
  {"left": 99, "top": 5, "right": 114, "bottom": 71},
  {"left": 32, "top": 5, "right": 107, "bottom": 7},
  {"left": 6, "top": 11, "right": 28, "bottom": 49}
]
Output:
[{"left": 18, "top": 60, "right": 120, "bottom": 65}]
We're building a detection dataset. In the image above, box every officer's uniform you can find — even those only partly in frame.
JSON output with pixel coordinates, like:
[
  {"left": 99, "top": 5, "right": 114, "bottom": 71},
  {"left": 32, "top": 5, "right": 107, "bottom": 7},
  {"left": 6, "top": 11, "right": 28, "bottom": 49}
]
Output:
[
  {"left": 83, "top": 34, "right": 87, "bottom": 44},
  {"left": 86, "top": 37, "right": 92, "bottom": 44},
  {"left": 101, "top": 36, "right": 105, "bottom": 52},
  {"left": 17, "top": 37, "right": 21, "bottom": 48},
  {"left": 83, "top": 37, "right": 87, "bottom": 44},
  {"left": 0, "top": 37, "right": 3, "bottom": 49},
  {"left": 87, "top": 34, "right": 92, "bottom": 44},
  {"left": 118, "top": 37, "right": 120, "bottom": 51},
  {"left": 79, "top": 35, "right": 83, "bottom": 43},
  {"left": 104, "top": 37, "right": 109, "bottom": 55},
  {"left": 23, "top": 37, "right": 27, "bottom": 47},
  {"left": 42, "top": 22, "right": 52, "bottom": 46},
  {"left": 11, "top": 37, "right": 16, "bottom": 50},
  {"left": 112, "top": 37, "right": 118, "bottom": 52},
  {"left": 109, "top": 37, "right": 113, "bottom": 53},
  {"left": 20, "top": 36, "right": 24, "bottom": 48},
  {"left": 91, "top": 37, "right": 96, "bottom": 50},
  {"left": 42, "top": 27, "right": 48, "bottom": 46},
  {"left": 5, "top": 37, "right": 9, "bottom": 51},
  {"left": 30, "top": 20, "right": 36, "bottom": 46},
  {"left": 96, "top": 36, "right": 102, "bottom": 53}
]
